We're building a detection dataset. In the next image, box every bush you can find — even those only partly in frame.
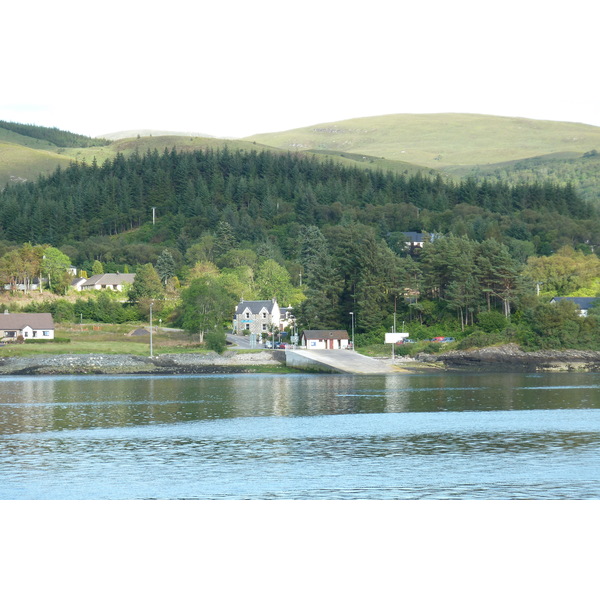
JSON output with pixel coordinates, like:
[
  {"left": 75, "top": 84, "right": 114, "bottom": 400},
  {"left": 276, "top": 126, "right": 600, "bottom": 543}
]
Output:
[
  {"left": 394, "top": 344, "right": 416, "bottom": 357},
  {"left": 205, "top": 329, "right": 227, "bottom": 354},
  {"left": 456, "top": 331, "right": 508, "bottom": 350},
  {"left": 476, "top": 311, "right": 508, "bottom": 333},
  {"left": 25, "top": 337, "right": 71, "bottom": 344}
]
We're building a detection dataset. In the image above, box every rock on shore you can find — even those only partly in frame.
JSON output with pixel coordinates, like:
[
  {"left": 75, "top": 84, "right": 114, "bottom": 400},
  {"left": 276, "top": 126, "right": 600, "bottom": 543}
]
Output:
[
  {"left": 0, "top": 351, "right": 282, "bottom": 376},
  {"left": 420, "top": 343, "right": 600, "bottom": 372}
]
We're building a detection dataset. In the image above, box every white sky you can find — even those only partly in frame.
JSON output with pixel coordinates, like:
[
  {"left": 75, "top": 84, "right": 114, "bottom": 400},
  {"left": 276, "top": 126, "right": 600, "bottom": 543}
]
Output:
[{"left": 2, "top": 0, "right": 598, "bottom": 139}]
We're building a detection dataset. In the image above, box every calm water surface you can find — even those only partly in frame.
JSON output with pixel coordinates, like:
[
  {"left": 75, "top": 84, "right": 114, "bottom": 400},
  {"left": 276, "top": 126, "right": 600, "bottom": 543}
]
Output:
[{"left": 1, "top": 372, "right": 599, "bottom": 499}]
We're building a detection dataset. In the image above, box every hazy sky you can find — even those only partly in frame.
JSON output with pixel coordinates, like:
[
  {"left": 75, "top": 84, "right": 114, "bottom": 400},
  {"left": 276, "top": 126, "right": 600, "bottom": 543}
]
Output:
[{"left": 2, "top": 0, "right": 598, "bottom": 138}]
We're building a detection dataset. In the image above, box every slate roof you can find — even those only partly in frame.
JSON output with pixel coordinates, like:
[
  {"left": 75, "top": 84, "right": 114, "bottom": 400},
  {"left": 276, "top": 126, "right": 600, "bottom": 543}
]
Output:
[
  {"left": 302, "top": 330, "right": 349, "bottom": 340},
  {"left": 81, "top": 273, "right": 136, "bottom": 287},
  {"left": 551, "top": 297, "right": 600, "bottom": 310},
  {"left": 0, "top": 313, "right": 55, "bottom": 331},
  {"left": 235, "top": 300, "right": 277, "bottom": 315}
]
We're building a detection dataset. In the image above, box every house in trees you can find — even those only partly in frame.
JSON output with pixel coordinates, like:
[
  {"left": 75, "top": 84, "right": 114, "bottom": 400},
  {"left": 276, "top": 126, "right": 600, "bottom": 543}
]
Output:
[
  {"left": 233, "top": 299, "right": 281, "bottom": 336},
  {"left": 78, "top": 273, "right": 136, "bottom": 292},
  {"left": 401, "top": 232, "right": 438, "bottom": 251},
  {"left": 301, "top": 330, "right": 350, "bottom": 350},
  {"left": 0, "top": 312, "right": 55, "bottom": 341},
  {"left": 550, "top": 297, "right": 600, "bottom": 317}
]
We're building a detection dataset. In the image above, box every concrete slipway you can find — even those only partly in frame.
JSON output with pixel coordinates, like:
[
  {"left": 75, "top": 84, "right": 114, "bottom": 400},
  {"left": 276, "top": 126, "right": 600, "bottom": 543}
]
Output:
[{"left": 285, "top": 349, "right": 400, "bottom": 374}]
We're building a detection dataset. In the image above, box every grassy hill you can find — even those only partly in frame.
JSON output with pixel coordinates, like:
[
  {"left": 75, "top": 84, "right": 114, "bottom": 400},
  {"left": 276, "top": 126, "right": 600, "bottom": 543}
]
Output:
[
  {"left": 244, "top": 113, "right": 600, "bottom": 168},
  {"left": 0, "top": 126, "right": 281, "bottom": 187},
  {"left": 3, "top": 114, "right": 600, "bottom": 199},
  {"left": 1, "top": 125, "right": 431, "bottom": 188}
]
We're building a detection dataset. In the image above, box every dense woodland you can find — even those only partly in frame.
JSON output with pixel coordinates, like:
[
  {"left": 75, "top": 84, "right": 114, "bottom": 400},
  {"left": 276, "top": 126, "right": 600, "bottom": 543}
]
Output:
[
  {"left": 2, "top": 147, "right": 600, "bottom": 350},
  {"left": 459, "top": 150, "right": 600, "bottom": 204}
]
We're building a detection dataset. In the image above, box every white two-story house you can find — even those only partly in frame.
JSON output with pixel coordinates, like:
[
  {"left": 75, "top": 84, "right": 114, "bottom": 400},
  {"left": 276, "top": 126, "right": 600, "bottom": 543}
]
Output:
[{"left": 233, "top": 299, "right": 281, "bottom": 336}]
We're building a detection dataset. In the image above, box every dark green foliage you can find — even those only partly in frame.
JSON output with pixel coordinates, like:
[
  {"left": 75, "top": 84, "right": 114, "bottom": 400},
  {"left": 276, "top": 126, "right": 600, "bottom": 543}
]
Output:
[
  {"left": 25, "top": 337, "right": 71, "bottom": 344},
  {"left": 128, "top": 263, "right": 164, "bottom": 302},
  {"left": 515, "top": 298, "right": 600, "bottom": 350},
  {"left": 24, "top": 296, "right": 141, "bottom": 324},
  {"left": 205, "top": 328, "right": 227, "bottom": 354},
  {"left": 180, "top": 277, "right": 236, "bottom": 342},
  {"left": 0, "top": 120, "right": 110, "bottom": 147},
  {"left": 0, "top": 147, "right": 595, "bottom": 261},
  {"left": 155, "top": 249, "right": 176, "bottom": 284}
]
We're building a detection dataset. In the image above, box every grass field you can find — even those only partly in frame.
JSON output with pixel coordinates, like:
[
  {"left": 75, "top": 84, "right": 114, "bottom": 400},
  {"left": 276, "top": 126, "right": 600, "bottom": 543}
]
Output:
[
  {"left": 0, "top": 323, "right": 204, "bottom": 357},
  {"left": 245, "top": 113, "right": 600, "bottom": 168}
]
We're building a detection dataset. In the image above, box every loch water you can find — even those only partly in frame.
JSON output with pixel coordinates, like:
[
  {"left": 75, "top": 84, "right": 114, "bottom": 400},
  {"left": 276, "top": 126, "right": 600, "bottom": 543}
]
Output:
[{"left": 1, "top": 371, "right": 599, "bottom": 500}]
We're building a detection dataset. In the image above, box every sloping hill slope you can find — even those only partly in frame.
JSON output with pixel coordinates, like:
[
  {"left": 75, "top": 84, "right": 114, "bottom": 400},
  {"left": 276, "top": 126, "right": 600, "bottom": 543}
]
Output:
[
  {"left": 0, "top": 141, "right": 73, "bottom": 184},
  {"left": 244, "top": 113, "right": 600, "bottom": 168}
]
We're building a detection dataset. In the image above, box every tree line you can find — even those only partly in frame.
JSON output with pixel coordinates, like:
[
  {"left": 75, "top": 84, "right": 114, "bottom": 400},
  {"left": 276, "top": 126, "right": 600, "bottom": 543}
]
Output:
[
  {"left": 0, "top": 147, "right": 596, "bottom": 260},
  {"left": 0, "top": 120, "right": 110, "bottom": 148}
]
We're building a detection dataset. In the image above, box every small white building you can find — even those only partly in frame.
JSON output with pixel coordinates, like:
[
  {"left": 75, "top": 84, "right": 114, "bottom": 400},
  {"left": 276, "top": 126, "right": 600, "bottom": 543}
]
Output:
[
  {"left": 301, "top": 330, "right": 349, "bottom": 350},
  {"left": 0, "top": 312, "right": 55, "bottom": 341}
]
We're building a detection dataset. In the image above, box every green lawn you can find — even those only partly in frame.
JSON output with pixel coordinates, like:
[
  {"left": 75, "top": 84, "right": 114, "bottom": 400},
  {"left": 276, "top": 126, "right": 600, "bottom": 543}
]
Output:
[{"left": 0, "top": 323, "right": 206, "bottom": 357}]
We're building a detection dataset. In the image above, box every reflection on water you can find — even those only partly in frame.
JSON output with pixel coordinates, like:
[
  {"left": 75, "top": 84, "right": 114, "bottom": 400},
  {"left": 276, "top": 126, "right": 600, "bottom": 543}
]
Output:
[{"left": 1, "top": 372, "right": 600, "bottom": 499}]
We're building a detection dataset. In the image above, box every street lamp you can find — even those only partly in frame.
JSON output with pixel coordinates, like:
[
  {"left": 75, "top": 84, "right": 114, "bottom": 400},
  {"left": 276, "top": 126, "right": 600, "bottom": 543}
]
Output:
[
  {"left": 149, "top": 302, "right": 154, "bottom": 357},
  {"left": 349, "top": 312, "right": 355, "bottom": 350}
]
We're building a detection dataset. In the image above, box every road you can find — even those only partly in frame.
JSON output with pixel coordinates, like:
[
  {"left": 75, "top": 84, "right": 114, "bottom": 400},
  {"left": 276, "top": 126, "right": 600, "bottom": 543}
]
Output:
[{"left": 226, "top": 334, "right": 267, "bottom": 350}]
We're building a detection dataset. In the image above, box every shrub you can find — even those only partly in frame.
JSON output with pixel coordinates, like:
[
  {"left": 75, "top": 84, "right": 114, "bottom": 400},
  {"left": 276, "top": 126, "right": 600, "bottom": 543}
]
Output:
[{"left": 205, "top": 329, "right": 227, "bottom": 354}]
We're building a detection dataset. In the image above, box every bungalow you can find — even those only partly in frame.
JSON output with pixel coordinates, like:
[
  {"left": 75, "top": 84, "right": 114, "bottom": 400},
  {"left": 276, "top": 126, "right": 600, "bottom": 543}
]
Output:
[
  {"left": 0, "top": 312, "right": 55, "bottom": 341},
  {"left": 301, "top": 330, "right": 349, "bottom": 350},
  {"left": 233, "top": 299, "right": 281, "bottom": 336},
  {"left": 78, "top": 273, "right": 136, "bottom": 292},
  {"left": 550, "top": 297, "right": 600, "bottom": 317}
]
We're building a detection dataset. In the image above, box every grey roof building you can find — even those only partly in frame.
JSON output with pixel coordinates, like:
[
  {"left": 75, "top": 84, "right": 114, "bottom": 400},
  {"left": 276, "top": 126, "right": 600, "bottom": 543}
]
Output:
[
  {"left": 0, "top": 312, "right": 55, "bottom": 341},
  {"left": 550, "top": 297, "right": 600, "bottom": 316},
  {"left": 233, "top": 299, "right": 281, "bottom": 335},
  {"left": 79, "top": 273, "right": 136, "bottom": 291}
]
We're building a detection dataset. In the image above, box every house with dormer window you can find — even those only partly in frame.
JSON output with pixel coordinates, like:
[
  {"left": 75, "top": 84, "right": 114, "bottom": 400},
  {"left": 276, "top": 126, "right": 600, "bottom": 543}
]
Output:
[{"left": 233, "top": 299, "right": 281, "bottom": 336}]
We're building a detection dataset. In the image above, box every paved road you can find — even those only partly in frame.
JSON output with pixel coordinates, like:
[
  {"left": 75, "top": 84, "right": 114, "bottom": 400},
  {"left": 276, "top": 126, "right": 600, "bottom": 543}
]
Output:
[{"left": 226, "top": 334, "right": 267, "bottom": 350}]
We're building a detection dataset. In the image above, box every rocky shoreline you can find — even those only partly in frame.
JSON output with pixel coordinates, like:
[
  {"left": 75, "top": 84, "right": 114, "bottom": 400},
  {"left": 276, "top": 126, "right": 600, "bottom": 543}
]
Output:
[
  {"left": 419, "top": 343, "right": 600, "bottom": 372},
  {"left": 0, "top": 351, "right": 284, "bottom": 376},
  {"left": 2, "top": 345, "right": 600, "bottom": 375}
]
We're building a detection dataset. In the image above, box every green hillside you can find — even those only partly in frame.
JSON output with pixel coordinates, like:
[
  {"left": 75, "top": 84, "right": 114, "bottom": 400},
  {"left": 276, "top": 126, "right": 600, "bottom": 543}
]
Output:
[
  {"left": 245, "top": 113, "right": 600, "bottom": 169},
  {"left": 447, "top": 150, "right": 600, "bottom": 203},
  {"left": 0, "top": 141, "right": 73, "bottom": 184},
  {"left": 3, "top": 114, "right": 600, "bottom": 201}
]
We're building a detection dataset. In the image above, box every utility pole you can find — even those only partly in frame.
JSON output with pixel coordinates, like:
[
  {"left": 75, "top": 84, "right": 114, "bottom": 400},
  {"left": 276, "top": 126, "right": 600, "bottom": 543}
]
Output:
[
  {"left": 149, "top": 302, "right": 154, "bottom": 357},
  {"left": 152, "top": 207, "right": 156, "bottom": 225}
]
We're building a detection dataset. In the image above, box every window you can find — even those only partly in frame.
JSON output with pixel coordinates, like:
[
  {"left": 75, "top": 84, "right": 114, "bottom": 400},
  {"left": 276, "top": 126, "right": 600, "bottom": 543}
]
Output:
[
  {"left": 245, "top": 312, "right": 250, "bottom": 319},
  {"left": 245, "top": 323, "right": 250, "bottom": 331},
  {"left": 262, "top": 312, "right": 267, "bottom": 319},
  {"left": 262, "top": 324, "right": 267, "bottom": 331},
  {"left": 43, "top": 331, "right": 50, "bottom": 337}
]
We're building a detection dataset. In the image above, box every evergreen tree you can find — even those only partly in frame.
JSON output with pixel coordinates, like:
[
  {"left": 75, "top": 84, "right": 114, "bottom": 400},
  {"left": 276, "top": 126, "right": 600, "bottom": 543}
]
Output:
[
  {"left": 128, "top": 263, "right": 164, "bottom": 303},
  {"left": 91, "top": 260, "right": 104, "bottom": 275},
  {"left": 155, "top": 249, "right": 176, "bottom": 285}
]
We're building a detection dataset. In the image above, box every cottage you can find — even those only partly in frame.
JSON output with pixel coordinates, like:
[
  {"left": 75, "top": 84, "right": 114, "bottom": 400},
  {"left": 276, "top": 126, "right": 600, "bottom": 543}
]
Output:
[
  {"left": 301, "top": 330, "right": 349, "bottom": 350},
  {"left": 550, "top": 297, "right": 600, "bottom": 317},
  {"left": 233, "top": 299, "right": 281, "bottom": 336},
  {"left": 78, "top": 273, "right": 136, "bottom": 292},
  {"left": 0, "top": 312, "right": 55, "bottom": 341}
]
